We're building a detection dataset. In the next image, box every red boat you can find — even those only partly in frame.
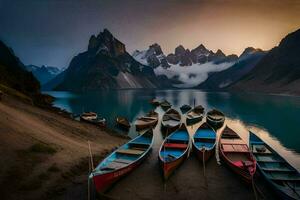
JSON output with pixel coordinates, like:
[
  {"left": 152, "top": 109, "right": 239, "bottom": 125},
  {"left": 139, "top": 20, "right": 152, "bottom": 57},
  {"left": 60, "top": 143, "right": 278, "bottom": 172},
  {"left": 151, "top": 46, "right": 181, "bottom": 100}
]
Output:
[
  {"left": 90, "top": 129, "right": 154, "bottom": 193},
  {"left": 219, "top": 126, "right": 256, "bottom": 183}
]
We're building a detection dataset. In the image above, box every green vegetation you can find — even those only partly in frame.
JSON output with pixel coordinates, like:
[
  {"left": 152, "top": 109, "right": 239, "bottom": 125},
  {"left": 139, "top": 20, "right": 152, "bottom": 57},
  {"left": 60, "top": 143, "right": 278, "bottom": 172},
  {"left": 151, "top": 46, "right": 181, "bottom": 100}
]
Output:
[{"left": 29, "top": 143, "right": 57, "bottom": 155}]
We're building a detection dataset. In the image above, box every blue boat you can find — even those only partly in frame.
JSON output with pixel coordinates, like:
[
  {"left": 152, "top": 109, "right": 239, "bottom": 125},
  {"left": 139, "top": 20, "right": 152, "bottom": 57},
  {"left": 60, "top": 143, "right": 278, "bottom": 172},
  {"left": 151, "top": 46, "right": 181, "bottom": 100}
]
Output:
[
  {"left": 159, "top": 124, "right": 190, "bottom": 180},
  {"left": 90, "top": 129, "right": 154, "bottom": 193},
  {"left": 249, "top": 132, "right": 300, "bottom": 199},
  {"left": 192, "top": 122, "right": 216, "bottom": 162}
]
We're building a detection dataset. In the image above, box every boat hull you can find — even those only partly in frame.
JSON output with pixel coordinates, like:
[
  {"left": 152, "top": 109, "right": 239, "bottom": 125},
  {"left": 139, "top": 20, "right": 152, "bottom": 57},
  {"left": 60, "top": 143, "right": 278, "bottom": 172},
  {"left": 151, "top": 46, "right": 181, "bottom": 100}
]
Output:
[
  {"left": 219, "top": 146, "right": 253, "bottom": 183},
  {"left": 80, "top": 117, "right": 106, "bottom": 127},
  {"left": 193, "top": 145, "right": 215, "bottom": 163},
  {"left": 135, "top": 120, "right": 158, "bottom": 131},
  {"left": 160, "top": 152, "right": 188, "bottom": 180},
  {"left": 206, "top": 117, "right": 224, "bottom": 129},
  {"left": 161, "top": 123, "right": 180, "bottom": 135},
  {"left": 186, "top": 117, "right": 202, "bottom": 125},
  {"left": 92, "top": 159, "right": 140, "bottom": 193}
]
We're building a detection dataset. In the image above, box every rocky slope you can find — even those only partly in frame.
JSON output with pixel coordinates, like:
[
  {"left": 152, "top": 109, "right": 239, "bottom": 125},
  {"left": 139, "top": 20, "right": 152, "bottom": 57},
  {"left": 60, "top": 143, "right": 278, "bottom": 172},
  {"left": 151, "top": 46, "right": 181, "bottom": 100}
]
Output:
[
  {"left": 230, "top": 29, "right": 300, "bottom": 95},
  {"left": 26, "top": 65, "right": 63, "bottom": 84},
  {"left": 133, "top": 43, "right": 238, "bottom": 68},
  {"left": 198, "top": 47, "right": 266, "bottom": 90},
  {"left": 56, "top": 29, "right": 170, "bottom": 91},
  {"left": 0, "top": 40, "right": 40, "bottom": 96}
]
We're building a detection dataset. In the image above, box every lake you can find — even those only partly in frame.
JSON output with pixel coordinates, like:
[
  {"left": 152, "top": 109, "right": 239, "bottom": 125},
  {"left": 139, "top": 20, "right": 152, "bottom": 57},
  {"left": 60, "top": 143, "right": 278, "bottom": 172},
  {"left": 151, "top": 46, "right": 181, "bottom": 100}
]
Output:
[{"left": 45, "top": 89, "right": 300, "bottom": 171}]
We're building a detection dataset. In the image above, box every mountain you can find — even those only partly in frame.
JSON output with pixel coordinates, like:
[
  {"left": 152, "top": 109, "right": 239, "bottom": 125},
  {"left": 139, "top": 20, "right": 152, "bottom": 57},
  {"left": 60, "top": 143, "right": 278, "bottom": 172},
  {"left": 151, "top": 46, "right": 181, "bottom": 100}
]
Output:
[
  {"left": 26, "top": 65, "right": 63, "bottom": 84},
  {"left": 230, "top": 29, "right": 300, "bottom": 95},
  {"left": 56, "top": 29, "right": 170, "bottom": 91},
  {"left": 133, "top": 43, "right": 238, "bottom": 88},
  {"left": 41, "top": 70, "right": 66, "bottom": 91},
  {"left": 0, "top": 40, "right": 40, "bottom": 96},
  {"left": 133, "top": 43, "right": 238, "bottom": 68},
  {"left": 198, "top": 47, "right": 266, "bottom": 90}
]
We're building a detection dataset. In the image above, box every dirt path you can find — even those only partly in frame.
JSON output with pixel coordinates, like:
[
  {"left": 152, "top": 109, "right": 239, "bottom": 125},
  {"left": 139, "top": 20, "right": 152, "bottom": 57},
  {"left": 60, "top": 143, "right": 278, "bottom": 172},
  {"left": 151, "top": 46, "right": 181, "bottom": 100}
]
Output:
[{"left": 0, "top": 94, "right": 126, "bottom": 200}]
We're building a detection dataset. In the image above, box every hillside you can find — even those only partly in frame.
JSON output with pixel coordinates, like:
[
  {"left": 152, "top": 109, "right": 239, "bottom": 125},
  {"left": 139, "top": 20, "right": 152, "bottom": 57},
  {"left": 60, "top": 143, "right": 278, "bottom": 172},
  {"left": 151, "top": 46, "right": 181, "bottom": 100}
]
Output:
[
  {"left": 0, "top": 40, "right": 40, "bottom": 96},
  {"left": 198, "top": 47, "right": 266, "bottom": 90},
  {"left": 230, "top": 29, "right": 300, "bottom": 95}
]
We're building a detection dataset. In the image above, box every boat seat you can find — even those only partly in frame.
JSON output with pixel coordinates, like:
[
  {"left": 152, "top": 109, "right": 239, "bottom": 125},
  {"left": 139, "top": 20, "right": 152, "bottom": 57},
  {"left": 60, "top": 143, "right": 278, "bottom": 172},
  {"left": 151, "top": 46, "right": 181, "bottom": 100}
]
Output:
[
  {"left": 222, "top": 144, "right": 249, "bottom": 152},
  {"left": 129, "top": 141, "right": 150, "bottom": 147},
  {"left": 114, "top": 158, "right": 132, "bottom": 164},
  {"left": 116, "top": 149, "right": 144, "bottom": 155},
  {"left": 267, "top": 173, "right": 300, "bottom": 181},
  {"left": 164, "top": 143, "right": 188, "bottom": 149},
  {"left": 221, "top": 139, "right": 245, "bottom": 145},
  {"left": 101, "top": 162, "right": 127, "bottom": 170},
  {"left": 261, "top": 167, "right": 295, "bottom": 172}
]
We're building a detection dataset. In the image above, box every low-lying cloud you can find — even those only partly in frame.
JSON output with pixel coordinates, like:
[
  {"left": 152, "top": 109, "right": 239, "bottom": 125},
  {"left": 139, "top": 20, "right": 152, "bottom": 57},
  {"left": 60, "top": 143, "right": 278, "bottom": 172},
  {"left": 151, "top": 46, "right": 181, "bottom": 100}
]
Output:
[{"left": 154, "top": 62, "right": 235, "bottom": 88}]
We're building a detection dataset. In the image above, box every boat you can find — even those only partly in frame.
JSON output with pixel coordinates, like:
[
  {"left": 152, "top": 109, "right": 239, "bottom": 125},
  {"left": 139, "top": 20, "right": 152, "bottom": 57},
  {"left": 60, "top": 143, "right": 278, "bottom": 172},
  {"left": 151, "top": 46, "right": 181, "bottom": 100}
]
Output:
[
  {"left": 186, "top": 105, "right": 204, "bottom": 125},
  {"left": 116, "top": 116, "right": 131, "bottom": 130},
  {"left": 249, "top": 132, "right": 300, "bottom": 199},
  {"left": 206, "top": 109, "right": 225, "bottom": 129},
  {"left": 80, "top": 112, "right": 106, "bottom": 127},
  {"left": 160, "top": 100, "right": 172, "bottom": 111},
  {"left": 90, "top": 129, "right": 154, "bottom": 193},
  {"left": 161, "top": 108, "right": 181, "bottom": 134},
  {"left": 192, "top": 122, "right": 216, "bottom": 162},
  {"left": 180, "top": 104, "right": 191, "bottom": 113},
  {"left": 159, "top": 123, "right": 190, "bottom": 180},
  {"left": 219, "top": 126, "right": 256, "bottom": 183},
  {"left": 135, "top": 110, "right": 159, "bottom": 131},
  {"left": 149, "top": 98, "right": 160, "bottom": 106}
]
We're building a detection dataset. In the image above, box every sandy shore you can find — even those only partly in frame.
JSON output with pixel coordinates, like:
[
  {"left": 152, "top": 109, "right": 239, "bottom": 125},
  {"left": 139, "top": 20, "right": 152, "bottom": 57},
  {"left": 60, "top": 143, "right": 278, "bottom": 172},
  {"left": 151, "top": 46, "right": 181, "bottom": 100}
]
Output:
[{"left": 0, "top": 94, "right": 127, "bottom": 200}]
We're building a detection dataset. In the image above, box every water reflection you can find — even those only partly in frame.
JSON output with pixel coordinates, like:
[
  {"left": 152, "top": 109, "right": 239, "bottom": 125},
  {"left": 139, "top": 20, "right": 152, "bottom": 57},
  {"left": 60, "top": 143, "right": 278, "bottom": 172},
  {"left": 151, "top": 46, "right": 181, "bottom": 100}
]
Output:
[{"left": 45, "top": 89, "right": 300, "bottom": 170}]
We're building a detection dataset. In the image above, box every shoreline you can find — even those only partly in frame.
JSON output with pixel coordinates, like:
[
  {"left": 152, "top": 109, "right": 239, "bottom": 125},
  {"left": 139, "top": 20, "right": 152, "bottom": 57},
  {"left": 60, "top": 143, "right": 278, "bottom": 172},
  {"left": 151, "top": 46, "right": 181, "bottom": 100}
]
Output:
[{"left": 0, "top": 93, "right": 127, "bottom": 200}]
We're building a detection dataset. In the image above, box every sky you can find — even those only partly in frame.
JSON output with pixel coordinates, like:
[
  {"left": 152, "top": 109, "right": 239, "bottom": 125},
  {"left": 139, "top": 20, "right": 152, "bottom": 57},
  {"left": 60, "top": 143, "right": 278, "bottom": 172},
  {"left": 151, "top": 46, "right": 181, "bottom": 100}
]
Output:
[{"left": 0, "top": 0, "right": 300, "bottom": 68}]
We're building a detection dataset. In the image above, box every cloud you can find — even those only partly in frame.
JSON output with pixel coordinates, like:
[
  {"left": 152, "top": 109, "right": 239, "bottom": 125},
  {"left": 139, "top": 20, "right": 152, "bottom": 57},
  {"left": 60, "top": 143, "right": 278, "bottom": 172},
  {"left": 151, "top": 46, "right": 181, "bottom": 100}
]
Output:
[{"left": 154, "top": 62, "right": 235, "bottom": 88}]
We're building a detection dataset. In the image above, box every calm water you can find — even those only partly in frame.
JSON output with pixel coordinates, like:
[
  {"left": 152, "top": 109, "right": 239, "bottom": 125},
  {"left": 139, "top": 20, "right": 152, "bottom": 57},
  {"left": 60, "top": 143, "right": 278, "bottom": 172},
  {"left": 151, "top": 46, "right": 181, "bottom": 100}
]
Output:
[{"left": 45, "top": 89, "right": 300, "bottom": 170}]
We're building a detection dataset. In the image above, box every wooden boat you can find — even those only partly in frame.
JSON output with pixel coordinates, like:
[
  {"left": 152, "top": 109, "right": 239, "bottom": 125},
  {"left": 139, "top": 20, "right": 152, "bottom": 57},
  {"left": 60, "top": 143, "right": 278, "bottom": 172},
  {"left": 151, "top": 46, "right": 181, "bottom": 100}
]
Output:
[
  {"left": 192, "top": 122, "right": 216, "bottom": 162},
  {"left": 135, "top": 110, "right": 159, "bottom": 131},
  {"left": 149, "top": 98, "right": 160, "bottom": 106},
  {"left": 116, "top": 116, "right": 131, "bottom": 130},
  {"left": 161, "top": 108, "right": 181, "bottom": 134},
  {"left": 159, "top": 124, "right": 190, "bottom": 180},
  {"left": 160, "top": 100, "right": 172, "bottom": 111},
  {"left": 180, "top": 104, "right": 191, "bottom": 113},
  {"left": 249, "top": 132, "right": 300, "bottom": 199},
  {"left": 80, "top": 112, "right": 106, "bottom": 127},
  {"left": 186, "top": 105, "right": 204, "bottom": 125},
  {"left": 206, "top": 109, "right": 225, "bottom": 129},
  {"left": 90, "top": 129, "right": 154, "bottom": 193},
  {"left": 219, "top": 126, "right": 256, "bottom": 183}
]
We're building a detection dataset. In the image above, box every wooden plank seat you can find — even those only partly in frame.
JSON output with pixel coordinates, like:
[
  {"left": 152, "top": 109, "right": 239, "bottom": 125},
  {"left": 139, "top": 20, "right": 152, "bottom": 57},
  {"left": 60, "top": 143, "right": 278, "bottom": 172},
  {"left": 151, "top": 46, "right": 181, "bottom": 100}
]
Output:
[
  {"left": 194, "top": 137, "right": 215, "bottom": 142},
  {"left": 267, "top": 173, "right": 300, "bottom": 181},
  {"left": 256, "top": 156, "right": 285, "bottom": 163},
  {"left": 261, "top": 167, "right": 295, "bottom": 172},
  {"left": 164, "top": 143, "right": 188, "bottom": 149},
  {"left": 222, "top": 144, "right": 249, "bottom": 153},
  {"left": 129, "top": 142, "right": 150, "bottom": 149},
  {"left": 100, "top": 162, "right": 127, "bottom": 171},
  {"left": 116, "top": 149, "right": 144, "bottom": 155}
]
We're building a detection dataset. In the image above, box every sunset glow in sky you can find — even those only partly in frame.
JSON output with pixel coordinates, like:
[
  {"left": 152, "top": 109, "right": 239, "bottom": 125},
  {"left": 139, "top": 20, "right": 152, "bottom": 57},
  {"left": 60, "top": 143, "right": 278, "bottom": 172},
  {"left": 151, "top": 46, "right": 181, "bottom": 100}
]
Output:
[{"left": 0, "top": 0, "right": 300, "bottom": 67}]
